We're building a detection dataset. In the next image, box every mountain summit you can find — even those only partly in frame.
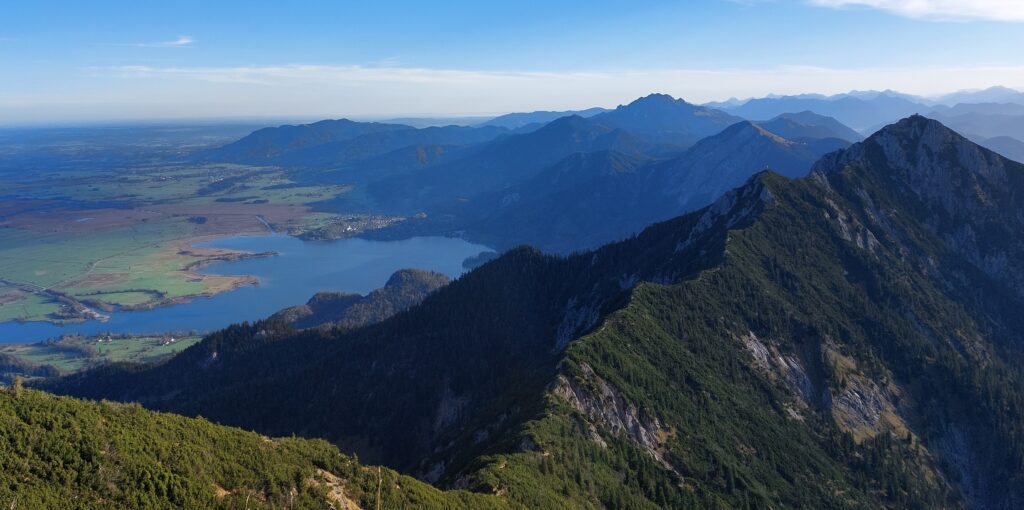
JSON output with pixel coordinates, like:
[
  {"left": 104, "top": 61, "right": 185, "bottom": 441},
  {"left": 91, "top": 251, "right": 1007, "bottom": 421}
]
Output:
[
  {"left": 592, "top": 93, "right": 743, "bottom": 146},
  {"left": 814, "top": 114, "right": 1024, "bottom": 298}
]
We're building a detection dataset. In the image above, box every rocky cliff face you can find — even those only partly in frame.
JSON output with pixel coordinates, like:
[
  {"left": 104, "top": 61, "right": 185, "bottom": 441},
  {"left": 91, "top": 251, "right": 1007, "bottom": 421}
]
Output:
[{"left": 813, "top": 115, "right": 1024, "bottom": 299}]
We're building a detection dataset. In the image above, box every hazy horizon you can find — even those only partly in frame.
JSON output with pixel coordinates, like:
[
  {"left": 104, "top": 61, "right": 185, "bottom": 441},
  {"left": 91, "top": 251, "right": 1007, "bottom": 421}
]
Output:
[
  {"left": 0, "top": 85, "right": 1021, "bottom": 129},
  {"left": 3, "top": 1, "right": 1023, "bottom": 124}
]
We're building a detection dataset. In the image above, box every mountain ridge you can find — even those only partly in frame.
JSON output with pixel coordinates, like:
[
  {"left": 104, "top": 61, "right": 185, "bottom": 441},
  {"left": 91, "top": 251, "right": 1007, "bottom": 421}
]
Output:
[
  {"left": 40, "top": 116, "right": 1024, "bottom": 508},
  {"left": 591, "top": 93, "right": 743, "bottom": 147}
]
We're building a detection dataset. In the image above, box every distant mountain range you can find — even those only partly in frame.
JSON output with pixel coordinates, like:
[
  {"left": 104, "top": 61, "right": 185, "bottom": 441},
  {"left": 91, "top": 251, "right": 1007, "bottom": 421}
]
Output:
[
  {"left": 590, "top": 93, "right": 743, "bottom": 147},
  {"left": 377, "top": 114, "right": 850, "bottom": 252},
  {"left": 203, "top": 90, "right": 1024, "bottom": 252},
  {"left": 712, "top": 92, "right": 928, "bottom": 132},
  {"left": 756, "top": 111, "right": 863, "bottom": 142},
  {"left": 45, "top": 115, "right": 1024, "bottom": 509},
  {"left": 706, "top": 86, "right": 1024, "bottom": 133},
  {"left": 980, "top": 136, "right": 1024, "bottom": 163},
  {"left": 207, "top": 118, "right": 414, "bottom": 161},
  {"left": 934, "top": 85, "right": 1024, "bottom": 105},
  {"left": 927, "top": 109, "right": 1024, "bottom": 142}
]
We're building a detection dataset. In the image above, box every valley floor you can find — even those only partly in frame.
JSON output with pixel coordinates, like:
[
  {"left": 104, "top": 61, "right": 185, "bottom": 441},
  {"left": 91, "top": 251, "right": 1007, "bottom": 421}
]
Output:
[{"left": 0, "top": 162, "right": 353, "bottom": 324}]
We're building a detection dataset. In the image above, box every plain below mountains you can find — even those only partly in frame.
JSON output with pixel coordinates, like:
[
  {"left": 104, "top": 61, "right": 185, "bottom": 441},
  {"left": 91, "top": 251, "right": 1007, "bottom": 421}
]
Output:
[{"left": 44, "top": 116, "right": 1024, "bottom": 509}]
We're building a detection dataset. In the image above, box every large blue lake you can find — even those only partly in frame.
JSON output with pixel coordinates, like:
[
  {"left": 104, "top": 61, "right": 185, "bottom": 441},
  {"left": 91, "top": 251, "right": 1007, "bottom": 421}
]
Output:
[{"left": 0, "top": 235, "right": 490, "bottom": 343}]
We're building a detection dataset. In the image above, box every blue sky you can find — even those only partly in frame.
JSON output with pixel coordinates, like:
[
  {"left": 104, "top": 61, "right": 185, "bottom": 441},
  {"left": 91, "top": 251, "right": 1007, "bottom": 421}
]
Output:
[{"left": 1, "top": 0, "right": 1023, "bottom": 123}]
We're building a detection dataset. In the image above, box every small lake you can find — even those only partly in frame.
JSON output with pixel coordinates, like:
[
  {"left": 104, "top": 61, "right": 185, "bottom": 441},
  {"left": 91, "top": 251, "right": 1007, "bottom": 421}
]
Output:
[{"left": 0, "top": 235, "right": 490, "bottom": 343}]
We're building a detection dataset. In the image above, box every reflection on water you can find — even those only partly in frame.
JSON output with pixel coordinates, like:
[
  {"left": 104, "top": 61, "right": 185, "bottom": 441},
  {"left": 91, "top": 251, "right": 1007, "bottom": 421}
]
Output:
[{"left": 0, "top": 235, "right": 489, "bottom": 343}]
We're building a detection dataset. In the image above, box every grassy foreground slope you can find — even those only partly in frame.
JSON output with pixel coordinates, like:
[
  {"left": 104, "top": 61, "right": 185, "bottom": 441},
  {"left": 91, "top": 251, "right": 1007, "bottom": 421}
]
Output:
[{"left": 0, "top": 386, "right": 508, "bottom": 509}]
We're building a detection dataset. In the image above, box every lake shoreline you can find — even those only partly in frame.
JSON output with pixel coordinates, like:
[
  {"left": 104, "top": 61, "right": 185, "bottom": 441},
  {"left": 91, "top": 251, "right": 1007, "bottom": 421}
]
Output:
[{"left": 0, "top": 235, "right": 490, "bottom": 343}]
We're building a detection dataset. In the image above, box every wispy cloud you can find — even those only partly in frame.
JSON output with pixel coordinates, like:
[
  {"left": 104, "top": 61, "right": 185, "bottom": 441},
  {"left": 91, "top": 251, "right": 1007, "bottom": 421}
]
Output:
[
  {"left": 137, "top": 35, "right": 195, "bottom": 48},
  {"left": 108, "top": 64, "right": 603, "bottom": 86},
  {"left": 102, "top": 62, "right": 1024, "bottom": 101},
  {"left": 6, "top": 62, "right": 1022, "bottom": 122},
  {"left": 807, "top": 0, "right": 1024, "bottom": 22}
]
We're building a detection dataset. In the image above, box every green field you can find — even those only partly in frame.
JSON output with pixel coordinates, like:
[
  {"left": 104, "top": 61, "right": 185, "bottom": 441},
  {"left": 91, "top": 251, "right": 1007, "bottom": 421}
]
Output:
[
  {"left": 1, "top": 334, "right": 202, "bottom": 375},
  {"left": 2, "top": 163, "right": 349, "bottom": 206},
  {"left": 0, "top": 162, "right": 353, "bottom": 323}
]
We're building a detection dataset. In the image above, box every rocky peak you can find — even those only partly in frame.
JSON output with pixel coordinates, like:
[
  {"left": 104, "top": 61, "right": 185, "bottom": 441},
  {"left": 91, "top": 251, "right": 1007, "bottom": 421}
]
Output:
[
  {"left": 627, "top": 92, "right": 690, "bottom": 108},
  {"left": 812, "top": 115, "right": 1022, "bottom": 212},
  {"left": 817, "top": 115, "right": 995, "bottom": 173},
  {"left": 812, "top": 115, "right": 1024, "bottom": 299}
]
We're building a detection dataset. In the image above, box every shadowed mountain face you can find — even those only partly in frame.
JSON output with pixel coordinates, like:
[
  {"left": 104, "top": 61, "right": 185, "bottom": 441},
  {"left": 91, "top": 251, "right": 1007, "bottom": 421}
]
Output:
[
  {"left": 269, "top": 269, "right": 450, "bottom": 330},
  {"left": 410, "top": 120, "right": 847, "bottom": 253},
  {"left": 199, "top": 95, "right": 817, "bottom": 226},
  {"left": 366, "top": 114, "right": 646, "bottom": 212},
  {"left": 936, "top": 86, "right": 1024, "bottom": 106},
  {"left": 44, "top": 117, "right": 1024, "bottom": 508},
  {"left": 646, "top": 120, "right": 846, "bottom": 204}
]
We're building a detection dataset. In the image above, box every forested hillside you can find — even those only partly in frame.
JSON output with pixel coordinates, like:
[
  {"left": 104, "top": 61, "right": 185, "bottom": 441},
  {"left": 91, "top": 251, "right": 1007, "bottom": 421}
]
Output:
[{"left": 0, "top": 384, "right": 508, "bottom": 509}]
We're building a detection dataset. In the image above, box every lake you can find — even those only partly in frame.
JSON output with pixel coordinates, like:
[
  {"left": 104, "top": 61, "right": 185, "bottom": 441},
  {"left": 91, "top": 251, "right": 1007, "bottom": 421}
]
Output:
[{"left": 0, "top": 235, "right": 491, "bottom": 343}]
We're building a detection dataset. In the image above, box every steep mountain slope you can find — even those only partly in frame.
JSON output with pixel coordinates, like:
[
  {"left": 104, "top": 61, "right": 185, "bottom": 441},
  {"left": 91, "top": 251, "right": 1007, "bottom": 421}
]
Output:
[
  {"left": 721, "top": 92, "right": 928, "bottom": 131},
  {"left": 812, "top": 115, "right": 1024, "bottom": 299},
  {"left": 0, "top": 386, "right": 508, "bottom": 509},
  {"left": 411, "top": 150, "right": 654, "bottom": 252},
  {"left": 980, "top": 136, "right": 1024, "bottom": 163},
  {"left": 366, "top": 115, "right": 646, "bottom": 212},
  {"left": 270, "top": 269, "right": 450, "bottom": 329},
  {"left": 591, "top": 94, "right": 743, "bottom": 147},
  {"left": 391, "top": 120, "right": 843, "bottom": 253},
  {"left": 643, "top": 120, "right": 847, "bottom": 211},
  {"left": 757, "top": 111, "right": 863, "bottom": 142},
  {"left": 44, "top": 117, "right": 1024, "bottom": 508}
]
